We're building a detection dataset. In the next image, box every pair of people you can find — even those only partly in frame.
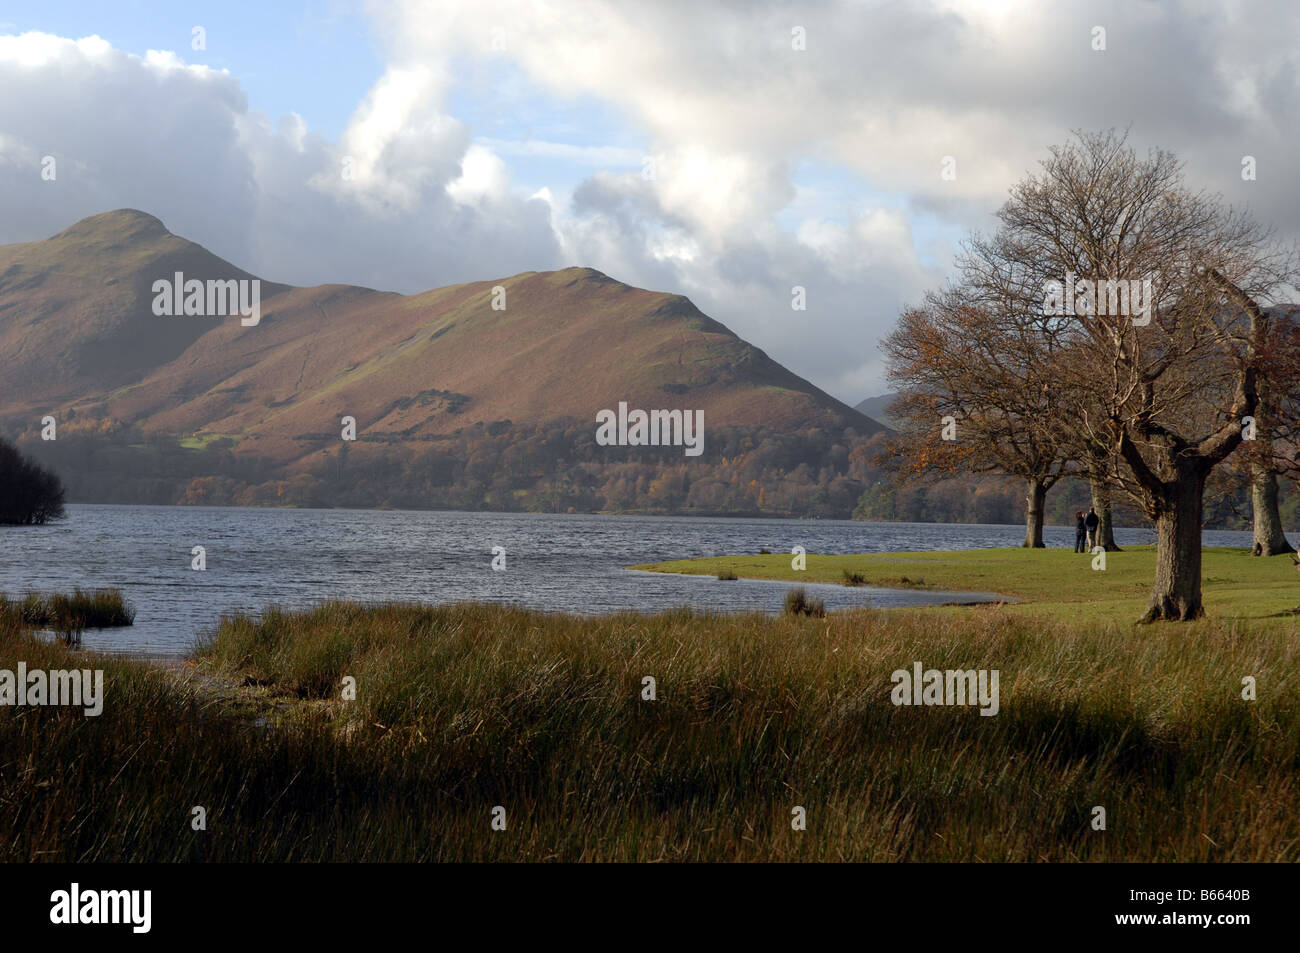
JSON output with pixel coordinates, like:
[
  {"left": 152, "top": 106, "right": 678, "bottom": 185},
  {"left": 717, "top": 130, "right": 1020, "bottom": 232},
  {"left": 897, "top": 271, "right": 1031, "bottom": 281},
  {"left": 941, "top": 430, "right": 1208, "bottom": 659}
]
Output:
[{"left": 1074, "top": 507, "right": 1101, "bottom": 552}]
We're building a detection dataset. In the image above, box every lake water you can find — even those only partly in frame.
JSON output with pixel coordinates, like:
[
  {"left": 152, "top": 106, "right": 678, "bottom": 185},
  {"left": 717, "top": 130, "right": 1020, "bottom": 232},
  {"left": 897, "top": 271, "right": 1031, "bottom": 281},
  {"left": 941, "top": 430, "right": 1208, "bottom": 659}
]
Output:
[{"left": 0, "top": 504, "right": 1259, "bottom": 657}]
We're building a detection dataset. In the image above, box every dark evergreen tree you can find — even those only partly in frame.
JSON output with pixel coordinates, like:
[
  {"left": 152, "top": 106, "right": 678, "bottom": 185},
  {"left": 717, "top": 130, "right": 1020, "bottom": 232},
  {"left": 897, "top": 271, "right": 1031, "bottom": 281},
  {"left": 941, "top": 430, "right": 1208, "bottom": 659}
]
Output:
[{"left": 0, "top": 437, "right": 66, "bottom": 525}]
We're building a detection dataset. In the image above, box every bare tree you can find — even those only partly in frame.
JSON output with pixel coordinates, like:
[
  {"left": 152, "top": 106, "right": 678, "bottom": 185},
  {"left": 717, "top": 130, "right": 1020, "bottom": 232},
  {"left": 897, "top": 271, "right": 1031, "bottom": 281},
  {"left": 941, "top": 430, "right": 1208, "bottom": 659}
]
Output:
[
  {"left": 966, "top": 130, "right": 1298, "bottom": 620},
  {"left": 881, "top": 287, "right": 1070, "bottom": 548},
  {"left": 1084, "top": 443, "right": 1123, "bottom": 551},
  {"left": 1230, "top": 304, "right": 1300, "bottom": 555},
  {"left": 1237, "top": 305, "right": 1299, "bottom": 555}
]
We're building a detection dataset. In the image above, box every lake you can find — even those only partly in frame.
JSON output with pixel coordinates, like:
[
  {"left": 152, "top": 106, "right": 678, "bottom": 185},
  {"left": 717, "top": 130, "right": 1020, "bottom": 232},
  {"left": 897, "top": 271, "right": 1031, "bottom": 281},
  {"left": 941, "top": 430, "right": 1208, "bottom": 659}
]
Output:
[{"left": 0, "top": 504, "right": 1259, "bottom": 657}]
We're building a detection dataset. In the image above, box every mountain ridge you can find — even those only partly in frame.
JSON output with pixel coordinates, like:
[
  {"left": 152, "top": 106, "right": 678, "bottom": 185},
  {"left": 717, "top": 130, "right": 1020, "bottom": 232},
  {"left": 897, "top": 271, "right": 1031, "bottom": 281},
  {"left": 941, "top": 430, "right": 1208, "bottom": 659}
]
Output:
[
  {"left": 854, "top": 393, "right": 899, "bottom": 431},
  {"left": 0, "top": 210, "right": 880, "bottom": 494}
]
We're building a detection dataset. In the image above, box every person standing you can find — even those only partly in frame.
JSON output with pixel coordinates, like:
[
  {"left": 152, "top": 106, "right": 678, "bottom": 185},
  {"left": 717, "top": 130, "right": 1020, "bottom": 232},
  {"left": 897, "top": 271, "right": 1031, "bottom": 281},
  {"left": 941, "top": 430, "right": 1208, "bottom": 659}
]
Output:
[
  {"left": 1074, "top": 511, "right": 1087, "bottom": 553},
  {"left": 1085, "top": 506, "right": 1100, "bottom": 550}
]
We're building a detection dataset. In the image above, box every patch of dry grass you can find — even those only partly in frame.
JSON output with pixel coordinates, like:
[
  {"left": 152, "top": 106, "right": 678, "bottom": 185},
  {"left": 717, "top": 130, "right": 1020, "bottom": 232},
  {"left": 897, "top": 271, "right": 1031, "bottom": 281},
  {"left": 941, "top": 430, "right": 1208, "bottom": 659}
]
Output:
[{"left": 3, "top": 600, "right": 1288, "bottom": 861}]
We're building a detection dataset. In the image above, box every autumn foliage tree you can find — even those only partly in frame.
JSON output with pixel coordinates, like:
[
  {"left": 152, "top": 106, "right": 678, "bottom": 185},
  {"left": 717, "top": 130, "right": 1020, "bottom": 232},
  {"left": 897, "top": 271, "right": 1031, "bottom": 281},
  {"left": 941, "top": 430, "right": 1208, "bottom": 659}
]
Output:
[{"left": 881, "top": 286, "right": 1071, "bottom": 548}]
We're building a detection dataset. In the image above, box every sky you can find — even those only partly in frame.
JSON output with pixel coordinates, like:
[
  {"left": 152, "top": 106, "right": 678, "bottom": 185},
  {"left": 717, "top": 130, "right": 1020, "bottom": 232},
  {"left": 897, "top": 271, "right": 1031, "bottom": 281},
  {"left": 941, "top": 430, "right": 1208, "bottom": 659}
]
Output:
[{"left": 1, "top": 0, "right": 1297, "bottom": 404}]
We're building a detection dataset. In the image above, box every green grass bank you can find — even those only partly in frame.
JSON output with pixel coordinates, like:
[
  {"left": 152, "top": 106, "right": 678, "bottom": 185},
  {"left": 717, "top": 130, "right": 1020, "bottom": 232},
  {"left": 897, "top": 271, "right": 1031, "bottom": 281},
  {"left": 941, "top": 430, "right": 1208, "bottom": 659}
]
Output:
[{"left": 633, "top": 545, "right": 1300, "bottom": 624}]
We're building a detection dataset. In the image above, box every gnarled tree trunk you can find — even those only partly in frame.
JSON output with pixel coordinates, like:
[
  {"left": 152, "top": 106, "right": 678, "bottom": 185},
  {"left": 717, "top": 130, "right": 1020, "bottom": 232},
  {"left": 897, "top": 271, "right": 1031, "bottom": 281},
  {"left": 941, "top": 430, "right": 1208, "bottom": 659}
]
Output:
[
  {"left": 1250, "top": 463, "right": 1293, "bottom": 556},
  {"left": 1142, "top": 467, "right": 1207, "bottom": 622},
  {"left": 1022, "top": 479, "right": 1046, "bottom": 548}
]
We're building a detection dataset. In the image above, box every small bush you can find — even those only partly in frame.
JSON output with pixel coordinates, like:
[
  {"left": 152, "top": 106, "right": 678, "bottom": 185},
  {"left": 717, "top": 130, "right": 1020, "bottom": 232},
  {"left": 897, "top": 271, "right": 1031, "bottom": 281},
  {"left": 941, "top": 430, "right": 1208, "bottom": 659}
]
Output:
[
  {"left": 716, "top": 570, "right": 738, "bottom": 581},
  {"left": 783, "top": 586, "right": 826, "bottom": 617},
  {"left": 842, "top": 570, "right": 867, "bottom": 586}
]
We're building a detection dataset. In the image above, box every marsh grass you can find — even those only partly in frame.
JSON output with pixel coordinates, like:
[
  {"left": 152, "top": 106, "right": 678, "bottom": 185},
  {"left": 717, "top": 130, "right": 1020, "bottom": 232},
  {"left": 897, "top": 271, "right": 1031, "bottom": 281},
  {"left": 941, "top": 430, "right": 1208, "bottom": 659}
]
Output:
[
  {"left": 4, "top": 599, "right": 1296, "bottom": 861},
  {"left": 0, "top": 588, "right": 135, "bottom": 630},
  {"left": 783, "top": 586, "right": 826, "bottom": 617}
]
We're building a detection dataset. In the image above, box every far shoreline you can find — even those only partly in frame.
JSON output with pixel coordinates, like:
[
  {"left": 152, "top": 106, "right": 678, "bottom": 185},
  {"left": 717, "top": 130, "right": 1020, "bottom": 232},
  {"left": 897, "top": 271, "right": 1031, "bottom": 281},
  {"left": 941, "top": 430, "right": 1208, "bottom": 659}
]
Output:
[{"left": 42, "top": 500, "right": 1200, "bottom": 532}]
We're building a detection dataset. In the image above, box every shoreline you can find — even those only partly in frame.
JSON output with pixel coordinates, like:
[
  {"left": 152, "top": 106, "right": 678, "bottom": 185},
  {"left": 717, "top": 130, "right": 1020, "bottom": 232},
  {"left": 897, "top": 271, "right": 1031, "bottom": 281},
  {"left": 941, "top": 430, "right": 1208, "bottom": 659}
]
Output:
[
  {"left": 626, "top": 566, "right": 1016, "bottom": 606},
  {"left": 631, "top": 544, "right": 1300, "bottom": 622}
]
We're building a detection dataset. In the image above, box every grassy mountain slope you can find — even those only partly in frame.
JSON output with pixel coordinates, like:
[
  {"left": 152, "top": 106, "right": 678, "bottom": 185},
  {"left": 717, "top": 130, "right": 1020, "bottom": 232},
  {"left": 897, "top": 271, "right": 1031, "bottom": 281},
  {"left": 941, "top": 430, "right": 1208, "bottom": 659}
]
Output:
[
  {"left": 0, "top": 210, "right": 291, "bottom": 404},
  {"left": 0, "top": 211, "right": 878, "bottom": 472}
]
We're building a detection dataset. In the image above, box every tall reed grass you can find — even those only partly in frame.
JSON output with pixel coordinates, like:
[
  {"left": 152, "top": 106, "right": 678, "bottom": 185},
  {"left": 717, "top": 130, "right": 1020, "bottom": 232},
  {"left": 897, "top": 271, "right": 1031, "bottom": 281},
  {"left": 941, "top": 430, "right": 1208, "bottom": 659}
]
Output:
[{"left": 2, "top": 601, "right": 1297, "bottom": 861}]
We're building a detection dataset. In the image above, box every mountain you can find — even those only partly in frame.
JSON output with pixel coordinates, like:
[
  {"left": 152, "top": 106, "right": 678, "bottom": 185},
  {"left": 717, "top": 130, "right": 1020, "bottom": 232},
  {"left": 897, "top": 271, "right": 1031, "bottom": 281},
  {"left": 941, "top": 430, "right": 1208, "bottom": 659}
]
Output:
[
  {"left": 854, "top": 393, "right": 899, "bottom": 431},
  {"left": 0, "top": 210, "right": 292, "bottom": 405},
  {"left": 0, "top": 211, "right": 881, "bottom": 516}
]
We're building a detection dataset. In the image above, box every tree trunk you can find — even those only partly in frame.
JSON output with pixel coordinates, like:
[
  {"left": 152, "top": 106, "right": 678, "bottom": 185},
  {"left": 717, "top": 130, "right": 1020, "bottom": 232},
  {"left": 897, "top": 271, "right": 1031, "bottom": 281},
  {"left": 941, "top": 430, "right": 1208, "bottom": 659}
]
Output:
[
  {"left": 1142, "top": 469, "right": 1207, "bottom": 622},
  {"left": 1022, "top": 479, "right": 1046, "bottom": 548},
  {"left": 1089, "top": 472, "right": 1122, "bottom": 551},
  {"left": 1250, "top": 463, "right": 1293, "bottom": 556}
]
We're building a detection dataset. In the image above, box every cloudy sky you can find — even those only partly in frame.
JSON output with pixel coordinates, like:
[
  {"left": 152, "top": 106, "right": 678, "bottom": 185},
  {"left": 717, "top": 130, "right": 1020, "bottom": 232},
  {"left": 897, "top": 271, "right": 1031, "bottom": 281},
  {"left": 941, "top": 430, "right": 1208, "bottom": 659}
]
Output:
[{"left": 1, "top": 0, "right": 1296, "bottom": 403}]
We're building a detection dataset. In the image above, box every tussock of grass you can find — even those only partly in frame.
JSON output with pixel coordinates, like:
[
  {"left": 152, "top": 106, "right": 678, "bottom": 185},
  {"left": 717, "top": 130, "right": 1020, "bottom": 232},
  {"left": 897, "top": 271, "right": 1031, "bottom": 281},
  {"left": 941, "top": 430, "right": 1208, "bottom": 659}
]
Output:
[
  {"left": 842, "top": 569, "right": 868, "bottom": 586},
  {"left": 2, "top": 601, "right": 1298, "bottom": 861},
  {"left": 783, "top": 587, "right": 826, "bottom": 617},
  {"left": 0, "top": 588, "right": 135, "bottom": 630},
  {"left": 717, "top": 570, "right": 738, "bottom": 580}
]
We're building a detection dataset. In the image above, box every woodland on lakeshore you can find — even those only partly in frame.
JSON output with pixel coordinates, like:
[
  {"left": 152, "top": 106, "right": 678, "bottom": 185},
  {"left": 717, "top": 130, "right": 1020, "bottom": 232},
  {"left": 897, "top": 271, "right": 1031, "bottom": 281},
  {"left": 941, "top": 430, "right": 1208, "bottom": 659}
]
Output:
[{"left": 4, "top": 412, "right": 1271, "bottom": 528}]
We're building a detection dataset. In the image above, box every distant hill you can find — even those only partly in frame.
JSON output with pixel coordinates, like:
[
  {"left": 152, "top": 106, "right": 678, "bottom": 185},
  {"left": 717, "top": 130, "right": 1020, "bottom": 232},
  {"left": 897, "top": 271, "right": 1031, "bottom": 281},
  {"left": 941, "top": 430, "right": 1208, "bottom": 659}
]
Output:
[
  {"left": 854, "top": 393, "right": 899, "bottom": 431},
  {"left": 0, "top": 210, "right": 292, "bottom": 404},
  {"left": 0, "top": 210, "right": 882, "bottom": 516}
]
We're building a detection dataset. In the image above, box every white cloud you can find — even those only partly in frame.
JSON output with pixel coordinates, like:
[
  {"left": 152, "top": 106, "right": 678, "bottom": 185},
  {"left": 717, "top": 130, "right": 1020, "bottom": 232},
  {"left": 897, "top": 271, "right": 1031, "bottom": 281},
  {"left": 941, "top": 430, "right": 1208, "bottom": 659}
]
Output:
[
  {"left": 476, "top": 137, "right": 641, "bottom": 167},
  {"left": 0, "top": 30, "right": 562, "bottom": 295},
  {"left": 446, "top": 144, "right": 510, "bottom": 204}
]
